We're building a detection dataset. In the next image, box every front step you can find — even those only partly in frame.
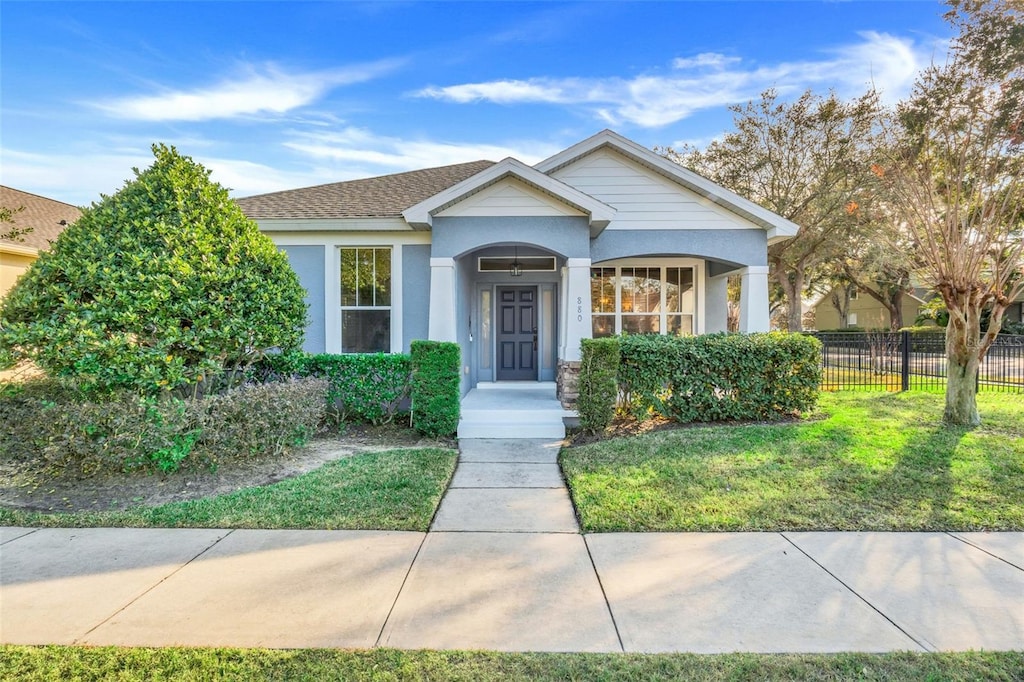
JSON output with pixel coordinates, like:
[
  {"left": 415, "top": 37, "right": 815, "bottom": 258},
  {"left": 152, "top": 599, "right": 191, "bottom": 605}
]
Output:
[
  {"left": 458, "top": 384, "right": 568, "bottom": 439},
  {"left": 457, "top": 420, "right": 565, "bottom": 439}
]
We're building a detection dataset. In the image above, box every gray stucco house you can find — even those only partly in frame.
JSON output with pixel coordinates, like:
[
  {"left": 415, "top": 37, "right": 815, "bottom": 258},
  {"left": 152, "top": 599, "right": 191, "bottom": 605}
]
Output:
[{"left": 237, "top": 130, "right": 797, "bottom": 402}]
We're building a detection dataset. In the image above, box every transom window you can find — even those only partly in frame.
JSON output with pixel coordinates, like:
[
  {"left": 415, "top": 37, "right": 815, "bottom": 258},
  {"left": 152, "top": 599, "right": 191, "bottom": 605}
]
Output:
[
  {"left": 591, "top": 266, "right": 694, "bottom": 337},
  {"left": 340, "top": 247, "right": 391, "bottom": 353}
]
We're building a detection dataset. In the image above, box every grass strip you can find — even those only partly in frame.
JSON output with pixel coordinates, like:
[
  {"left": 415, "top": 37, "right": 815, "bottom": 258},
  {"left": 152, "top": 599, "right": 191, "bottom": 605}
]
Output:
[
  {"left": 562, "top": 392, "right": 1024, "bottom": 532},
  {"left": 2, "top": 646, "right": 1022, "bottom": 682},
  {"left": 0, "top": 448, "right": 457, "bottom": 531}
]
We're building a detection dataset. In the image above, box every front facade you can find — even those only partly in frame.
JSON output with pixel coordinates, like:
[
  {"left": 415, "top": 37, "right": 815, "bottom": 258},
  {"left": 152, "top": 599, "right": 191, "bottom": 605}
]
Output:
[{"left": 238, "top": 130, "right": 798, "bottom": 398}]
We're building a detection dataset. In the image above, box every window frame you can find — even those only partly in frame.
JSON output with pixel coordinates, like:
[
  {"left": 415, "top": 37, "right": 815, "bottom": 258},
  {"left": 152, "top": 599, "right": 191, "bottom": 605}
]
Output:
[
  {"left": 590, "top": 258, "right": 703, "bottom": 337},
  {"left": 339, "top": 245, "right": 394, "bottom": 354}
]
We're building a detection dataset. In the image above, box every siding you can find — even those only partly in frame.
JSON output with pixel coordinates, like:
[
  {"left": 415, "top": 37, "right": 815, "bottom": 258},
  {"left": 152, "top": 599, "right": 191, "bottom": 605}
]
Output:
[
  {"left": 436, "top": 178, "right": 585, "bottom": 218},
  {"left": 552, "top": 148, "right": 752, "bottom": 231}
]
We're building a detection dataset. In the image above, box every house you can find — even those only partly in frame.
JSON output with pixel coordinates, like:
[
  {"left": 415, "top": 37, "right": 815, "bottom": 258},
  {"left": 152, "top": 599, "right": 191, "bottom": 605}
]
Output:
[
  {"left": 237, "top": 130, "right": 798, "bottom": 403},
  {"left": 811, "top": 283, "right": 932, "bottom": 331},
  {"left": 0, "top": 186, "right": 81, "bottom": 299}
]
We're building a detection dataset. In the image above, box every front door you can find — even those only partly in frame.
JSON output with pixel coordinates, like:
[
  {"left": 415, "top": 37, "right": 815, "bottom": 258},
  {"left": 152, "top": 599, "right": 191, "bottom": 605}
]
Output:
[{"left": 496, "top": 286, "right": 537, "bottom": 381}]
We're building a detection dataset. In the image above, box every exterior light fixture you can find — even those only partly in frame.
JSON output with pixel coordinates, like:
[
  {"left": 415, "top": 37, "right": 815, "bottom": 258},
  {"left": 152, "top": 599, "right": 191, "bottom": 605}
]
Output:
[{"left": 509, "top": 246, "right": 522, "bottom": 277}]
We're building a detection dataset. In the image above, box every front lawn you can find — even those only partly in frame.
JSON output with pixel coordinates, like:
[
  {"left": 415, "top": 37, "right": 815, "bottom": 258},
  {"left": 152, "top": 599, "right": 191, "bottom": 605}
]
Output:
[
  {"left": 562, "top": 392, "right": 1024, "bottom": 532},
  {"left": 0, "top": 448, "right": 457, "bottom": 531},
  {"left": 2, "top": 646, "right": 1022, "bottom": 682}
]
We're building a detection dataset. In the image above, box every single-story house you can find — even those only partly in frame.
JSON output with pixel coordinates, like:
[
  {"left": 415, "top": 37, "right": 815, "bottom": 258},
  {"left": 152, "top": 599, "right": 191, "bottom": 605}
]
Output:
[
  {"left": 237, "top": 130, "right": 798, "bottom": 401},
  {"left": 811, "top": 284, "right": 932, "bottom": 331},
  {"left": 0, "top": 186, "right": 81, "bottom": 299}
]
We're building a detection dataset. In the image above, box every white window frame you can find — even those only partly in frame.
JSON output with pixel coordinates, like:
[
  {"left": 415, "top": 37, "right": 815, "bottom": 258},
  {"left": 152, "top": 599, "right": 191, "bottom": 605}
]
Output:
[
  {"left": 339, "top": 246, "right": 393, "bottom": 354},
  {"left": 590, "top": 258, "right": 705, "bottom": 336}
]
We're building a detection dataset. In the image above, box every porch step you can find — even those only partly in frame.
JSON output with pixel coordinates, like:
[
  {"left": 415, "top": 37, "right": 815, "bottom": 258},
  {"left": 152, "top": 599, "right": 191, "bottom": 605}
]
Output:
[{"left": 457, "top": 385, "right": 568, "bottom": 439}]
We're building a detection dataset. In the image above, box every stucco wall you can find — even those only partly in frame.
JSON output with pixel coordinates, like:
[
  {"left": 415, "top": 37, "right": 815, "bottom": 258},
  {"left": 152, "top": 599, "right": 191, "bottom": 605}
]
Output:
[
  {"left": 0, "top": 250, "right": 35, "bottom": 299},
  {"left": 279, "top": 245, "right": 327, "bottom": 354},
  {"left": 590, "top": 228, "right": 766, "bottom": 268},
  {"left": 402, "top": 244, "right": 431, "bottom": 351},
  {"left": 814, "top": 293, "right": 924, "bottom": 330},
  {"left": 431, "top": 216, "right": 590, "bottom": 260}
]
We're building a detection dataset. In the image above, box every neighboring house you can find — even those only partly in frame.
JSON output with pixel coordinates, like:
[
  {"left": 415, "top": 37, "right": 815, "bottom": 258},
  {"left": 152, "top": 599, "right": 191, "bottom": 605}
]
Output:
[
  {"left": 0, "top": 186, "right": 81, "bottom": 299},
  {"left": 811, "top": 284, "right": 932, "bottom": 331},
  {"left": 237, "top": 130, "right": 798, "bottom": 399}
]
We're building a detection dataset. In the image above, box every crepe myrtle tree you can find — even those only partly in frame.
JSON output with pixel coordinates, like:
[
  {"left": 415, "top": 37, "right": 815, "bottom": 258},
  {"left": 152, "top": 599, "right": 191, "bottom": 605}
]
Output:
[
  {"left": 0, "top": 144, "right": 308, "bottom": 396},
  {"left": 874, "top": 0, "right": 1024, "bottom": 425}
]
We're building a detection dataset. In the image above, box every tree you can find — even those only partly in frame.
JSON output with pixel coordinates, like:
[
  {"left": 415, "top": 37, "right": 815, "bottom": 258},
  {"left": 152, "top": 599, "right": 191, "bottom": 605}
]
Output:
[
  {"left": 873, "top": 0, "right": 1024, "bottom": 425},
  {"left": 664, "top": 89, "right": 878, "bottom": 330},
  {"left": 0, "top": 144, "right": 308, "bottom": 395},
  {"left": 0, "top": 205, "right": 31, "bottom": 242}
]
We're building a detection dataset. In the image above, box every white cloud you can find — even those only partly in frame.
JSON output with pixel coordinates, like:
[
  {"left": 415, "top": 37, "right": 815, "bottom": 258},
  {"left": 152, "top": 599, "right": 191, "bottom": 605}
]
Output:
[
  {"left": 92, "top": 60, "right": 401, "bottom": 122},
  {"left": 283, "top": 127, "right": 561, "bottom": 173},
  {"left": 416, "top": 32, "right": 943, "bottom": 127}
]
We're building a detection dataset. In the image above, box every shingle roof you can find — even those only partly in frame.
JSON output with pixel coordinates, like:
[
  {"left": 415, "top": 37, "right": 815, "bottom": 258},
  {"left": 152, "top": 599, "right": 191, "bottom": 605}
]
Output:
[
  {"left": 236, "top": 160, "right": 496, "bottom": 220},
  {"left": 0, "top": 186, "right": 82, "bottom": 253}
]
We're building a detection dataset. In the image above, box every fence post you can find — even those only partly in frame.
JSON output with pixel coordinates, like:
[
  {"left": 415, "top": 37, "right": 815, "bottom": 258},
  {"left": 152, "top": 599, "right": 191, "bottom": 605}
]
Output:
[{"left": 901, "top": 330, "right": 910, "bottom": 392}]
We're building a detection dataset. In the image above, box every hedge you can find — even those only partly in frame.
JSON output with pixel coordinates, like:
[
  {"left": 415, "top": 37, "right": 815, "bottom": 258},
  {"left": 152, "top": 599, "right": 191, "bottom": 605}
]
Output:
[
  {"left": 252, "top": 352, "right": 411, "bottom": 425},
  {"left": 577, "top": 337, "right": 621, "bottom": 433},
  {"left": 410, "top": 341, "right": 461, "bottom": 437},
  {"left": 615, "top": 333, "right": 821, "bottom": 423}
]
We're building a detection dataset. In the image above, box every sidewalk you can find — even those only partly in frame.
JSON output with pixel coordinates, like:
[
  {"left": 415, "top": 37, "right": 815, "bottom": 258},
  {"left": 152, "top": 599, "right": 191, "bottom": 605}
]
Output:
[{"left": 2, "top": 439, "right": 1022, "bottom": 652}]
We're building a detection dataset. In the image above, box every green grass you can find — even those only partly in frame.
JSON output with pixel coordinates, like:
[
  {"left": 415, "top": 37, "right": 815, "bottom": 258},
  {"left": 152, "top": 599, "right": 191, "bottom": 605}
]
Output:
[
  {"left": 2, "top": 646, "right": 1022, "bottom": 681},
  {"left": 562, "top": 392, "right": 1024, "bottom": 532},
  {"left": 0, "top": 448, "right": 457, "bottom": 531}
]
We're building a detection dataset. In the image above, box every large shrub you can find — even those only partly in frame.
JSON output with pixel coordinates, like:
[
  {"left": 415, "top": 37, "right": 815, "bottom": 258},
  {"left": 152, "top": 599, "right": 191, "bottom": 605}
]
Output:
[
  {"left": 619, "top": 333, "right": 821, "bottom": 422},
  {"left": 410, "top": 341, "right": 460, "bottom": 437},
  {"left": 577, "top": 337, "right": 621, "bottom": 433},
  {"left": 252, "top": 352, "right": 411, "bottom": 425},
  {"left": 0, "top": 377, "right": 327, "bottom": 476},
  {"left": 0, "top": 144, "right": 307, "bottom": 396}
]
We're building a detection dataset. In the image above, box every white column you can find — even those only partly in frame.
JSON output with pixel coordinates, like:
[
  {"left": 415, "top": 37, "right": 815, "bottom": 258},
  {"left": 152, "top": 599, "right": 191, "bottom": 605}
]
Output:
[
  {"left": 428, "top": 257, "right": 457, "bottom": 342},
  {"left": 738, "top": 265, "right": 770, "bottom": 332},
  {"left": 560, "top": 258, "right": 592, "bottom": 361}
]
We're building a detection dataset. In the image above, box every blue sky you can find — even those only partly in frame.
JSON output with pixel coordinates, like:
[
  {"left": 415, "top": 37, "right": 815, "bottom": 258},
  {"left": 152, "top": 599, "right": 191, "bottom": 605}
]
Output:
[{"left": 1, "top": 1, "right": 953, "bottom": 206}]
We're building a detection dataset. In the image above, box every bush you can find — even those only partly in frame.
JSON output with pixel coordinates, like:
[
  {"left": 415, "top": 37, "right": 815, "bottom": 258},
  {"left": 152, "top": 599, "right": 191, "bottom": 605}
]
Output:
[
  {"left": 0, "top": 377, "right": 327, "bottom": 476},
  {"left": 410, "top": 341, "right": 460, "bottom": 437},
  {"left": 577, "top": 338, "right": 621, "bottom": 433},
  {"left": 619, "top": 333, "right": 821, "bottom": 423},
  {"left": 0, "top": 144, "right": 307, "bottom": 396},
  {"left": 252, "top": 352, "right": 410, "bottom": 425}
]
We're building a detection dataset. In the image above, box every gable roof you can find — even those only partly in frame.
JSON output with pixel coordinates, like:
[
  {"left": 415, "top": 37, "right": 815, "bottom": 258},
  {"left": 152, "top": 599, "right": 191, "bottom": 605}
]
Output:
[
  {"left": 534, "top": 129, "right": 800, "bottom": 243},
  {"left": 236, "top": 160, "right": 496, "bottom": 220},
  {"left": 402, "top": 157, "right": 616, "bottom": 235},
  {"left": 0, "top": 186, "right": 82, "bottom": 254}
]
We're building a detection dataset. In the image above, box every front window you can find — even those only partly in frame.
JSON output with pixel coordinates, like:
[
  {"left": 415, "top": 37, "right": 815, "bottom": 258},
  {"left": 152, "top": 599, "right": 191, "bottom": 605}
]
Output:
[
  {"left": 591, "top": 265, "right": 695, "bottom": 337},
  {"left": 340, "top": 247, "right": 391, "bottom": 352}
]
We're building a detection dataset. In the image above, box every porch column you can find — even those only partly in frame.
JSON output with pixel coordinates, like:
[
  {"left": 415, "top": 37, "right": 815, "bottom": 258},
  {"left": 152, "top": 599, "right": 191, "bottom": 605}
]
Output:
[
  {"left": 705, "top": 272, "right": 730, "bottom": 333},
  {"left": 560, "top": 257, "right": 592, "bottom": 361},
  {"left": 738, "top": 265, "right": 770, "bottom": 332},
  {"left": 428, "top": 257, "right": 457, "bottom": 342}
]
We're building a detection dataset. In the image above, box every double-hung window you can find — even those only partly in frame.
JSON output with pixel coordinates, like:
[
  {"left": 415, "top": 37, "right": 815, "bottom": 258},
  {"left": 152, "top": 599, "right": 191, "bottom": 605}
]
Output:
[
  {"left": 591, "top": 265, "right": 695, "bottom": 337},
  {"left": 340, "top": 247, "right": 391, "bottom": 353}
]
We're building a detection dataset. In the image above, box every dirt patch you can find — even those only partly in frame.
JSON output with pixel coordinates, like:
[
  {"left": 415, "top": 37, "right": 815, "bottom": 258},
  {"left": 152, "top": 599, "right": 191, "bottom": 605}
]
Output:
[{"left": 0, "top": 423, "right": 456, "bottom": 514}]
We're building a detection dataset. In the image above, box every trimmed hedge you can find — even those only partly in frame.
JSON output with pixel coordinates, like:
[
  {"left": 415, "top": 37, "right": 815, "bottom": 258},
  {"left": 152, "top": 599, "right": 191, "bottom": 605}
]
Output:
[
  {"left": 252, "top": 352, "right": 411, "bottom": 425},
  {"left": 615, "top": 333, "right": 821, "bottom": 423},
  {"left": 0, "top": 377, "right": 327, "bottom": 476},
  {"left": 410, "top": 341, "right": 461, "bottom": 437},
  {"left": 577, "top": 337, "right": 621, "bottom": 433}
]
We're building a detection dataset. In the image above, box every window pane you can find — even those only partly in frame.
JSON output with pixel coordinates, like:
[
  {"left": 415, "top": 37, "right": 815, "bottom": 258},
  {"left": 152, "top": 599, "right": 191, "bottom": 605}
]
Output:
[
  {"left": 622, "top": 315, "right": 660, "bottom": 335},
  {"left": 480, "top": 289, "right": 491, "bottom": 369},
  {"left": 375, "top": 248, "right": 391, "bottom": 306},
  {"left": 666, "top": 267, "right": 694, "bottom": 314},
  {"left": 592, "top": 315, "right": 615, "bottom": 338},
  {"left": 621, "top": 267, "right": 661, "bottom": 313},
  {"left": 667, "top": 314, "right": 694, "bottom": 336},
  {"left": 590, "top": 268, "right": 615, "bottom": 313},
  {"left": 357, "top": 248, "right": 375, "bottom": 306},
  {"left": 342, "top": 310, "right": 390, "bottom": 353},
  {"left": 340, "top": 249, "right": 357, "bottom": 306}
]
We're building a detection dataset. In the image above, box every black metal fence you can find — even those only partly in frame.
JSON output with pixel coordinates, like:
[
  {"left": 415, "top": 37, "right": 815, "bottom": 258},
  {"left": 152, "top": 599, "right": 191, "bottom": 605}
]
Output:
[{"left": 812, "top": 331, "right": 1024, "bottom": 393}]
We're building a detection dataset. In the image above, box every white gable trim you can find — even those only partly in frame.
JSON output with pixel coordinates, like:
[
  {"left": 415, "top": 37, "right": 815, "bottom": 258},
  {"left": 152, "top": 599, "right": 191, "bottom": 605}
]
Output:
[
  {"left": 402, "top": 157, "right": 616, "bottom": 236},
  {"left": 535, "top": 129, "right": 799, "bottom": 243}
]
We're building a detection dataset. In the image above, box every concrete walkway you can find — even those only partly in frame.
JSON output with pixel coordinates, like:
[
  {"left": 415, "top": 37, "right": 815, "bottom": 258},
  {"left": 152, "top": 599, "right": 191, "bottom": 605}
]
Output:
[{"left": 2, "top": 438, "right": 1023, "bottom": 652}]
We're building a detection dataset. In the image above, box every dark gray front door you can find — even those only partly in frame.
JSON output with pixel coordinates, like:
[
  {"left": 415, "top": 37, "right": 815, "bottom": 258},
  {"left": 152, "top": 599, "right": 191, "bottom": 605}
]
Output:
[{"left": 496, "top": 286, "right": 537, "bottom": 381}]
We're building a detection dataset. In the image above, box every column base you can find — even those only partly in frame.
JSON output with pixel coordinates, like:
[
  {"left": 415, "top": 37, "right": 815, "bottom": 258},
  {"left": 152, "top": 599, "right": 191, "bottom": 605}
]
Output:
[{"left": 556, "top": 360, "right": 582, "bottom": 408}]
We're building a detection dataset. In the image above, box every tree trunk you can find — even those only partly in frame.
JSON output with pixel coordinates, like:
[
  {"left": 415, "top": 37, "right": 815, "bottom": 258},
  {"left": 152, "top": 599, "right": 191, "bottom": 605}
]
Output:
[
  {"left": 774, "top": 264, "right": 805, "bottom": 332},
  {"left": 888, "top": 290, "right": 904, "bottom": 331},
  {"left": 943, "top": 310, "right": 981, "bottom": 426}
]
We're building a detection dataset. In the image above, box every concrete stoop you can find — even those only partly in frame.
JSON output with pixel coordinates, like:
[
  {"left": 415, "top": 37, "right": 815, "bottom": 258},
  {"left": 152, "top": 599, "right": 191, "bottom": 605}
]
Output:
[{"left": 457, "top": 383, "right": 572, "bottom": 439}]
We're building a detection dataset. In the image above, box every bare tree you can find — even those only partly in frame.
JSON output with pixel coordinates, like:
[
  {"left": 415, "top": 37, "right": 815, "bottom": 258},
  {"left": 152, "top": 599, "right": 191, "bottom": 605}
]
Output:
[
  {"left": 874, "top": 0, "right": 1024, "bottom": 425},
  {"left": 664, "top": 89, "right": 878, "bottom": 331}
]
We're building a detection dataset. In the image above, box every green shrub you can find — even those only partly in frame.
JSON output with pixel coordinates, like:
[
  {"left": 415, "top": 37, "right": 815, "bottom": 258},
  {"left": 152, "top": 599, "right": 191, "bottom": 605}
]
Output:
[
  {"left": 410, "top": 341, "right": 460, "bottom": 437},
  {"left": 577, "top": 337, "right": 621, "bottom": 433},
  {"left": 0, "top": 377, "right": 327, "bottom": 476},
  {"left": 253, "top": 352, "right": 410, "bottom": 425},
  {"left": 619, "top": 333, "right": 821, "bottom": 423},
  {"left": 0, "top": 144, "right": 307, "bottom": 396}
]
